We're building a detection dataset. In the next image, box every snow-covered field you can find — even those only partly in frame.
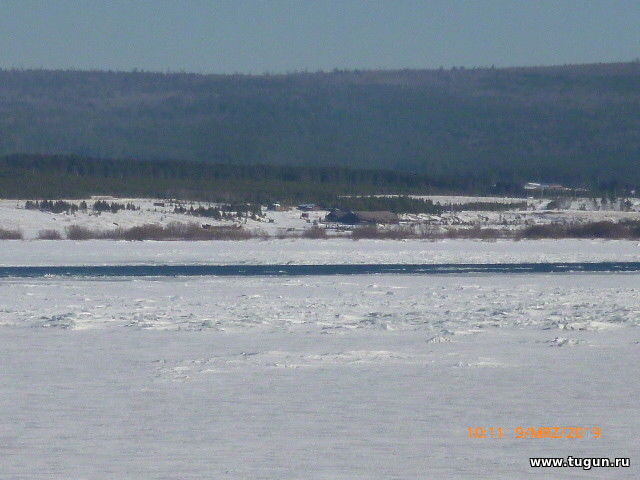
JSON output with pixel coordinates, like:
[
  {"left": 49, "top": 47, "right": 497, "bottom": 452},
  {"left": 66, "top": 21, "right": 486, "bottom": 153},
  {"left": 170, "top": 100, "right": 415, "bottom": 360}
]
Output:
[
  {"left": 0, "top": 198, "right": 327, "bottom": 238},
  {"left": 2, "top": 196, "right": 640, "bottom": 240},
  {"left": 1, "top": 272, "right": 638, "bottom": 478}
]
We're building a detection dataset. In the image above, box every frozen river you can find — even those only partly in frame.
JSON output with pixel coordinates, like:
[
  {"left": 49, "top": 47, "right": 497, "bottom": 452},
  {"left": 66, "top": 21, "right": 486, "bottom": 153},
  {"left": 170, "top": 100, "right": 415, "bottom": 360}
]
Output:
[
  {"left": 2, "top": 261, "right": 640, "bottom": 277},
  {"left": 1, "top": 271, "right": 638, "bottom": 478}
]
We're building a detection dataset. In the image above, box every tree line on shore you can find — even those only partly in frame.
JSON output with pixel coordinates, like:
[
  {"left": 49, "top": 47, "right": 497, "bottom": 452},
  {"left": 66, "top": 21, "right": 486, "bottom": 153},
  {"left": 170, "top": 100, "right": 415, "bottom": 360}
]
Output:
[
  {"left": 2, "top": 154, "right": 633, "bottom": 206},
  {"left": 25, "top": 199, "right": 139, "bottom": 214}
]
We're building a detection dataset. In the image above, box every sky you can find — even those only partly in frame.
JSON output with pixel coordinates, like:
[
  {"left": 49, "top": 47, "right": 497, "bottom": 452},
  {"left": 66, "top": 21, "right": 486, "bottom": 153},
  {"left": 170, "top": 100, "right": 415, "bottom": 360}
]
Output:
[{"left": 1, "top": 0, "right": 639, "bottom": 74}]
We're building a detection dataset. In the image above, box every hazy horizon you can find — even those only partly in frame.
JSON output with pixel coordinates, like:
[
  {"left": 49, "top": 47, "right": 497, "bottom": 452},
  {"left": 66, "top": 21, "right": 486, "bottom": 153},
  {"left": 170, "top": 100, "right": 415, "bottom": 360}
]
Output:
[{"left": 1, "top": 0, "right": 639, "bottom": 74}]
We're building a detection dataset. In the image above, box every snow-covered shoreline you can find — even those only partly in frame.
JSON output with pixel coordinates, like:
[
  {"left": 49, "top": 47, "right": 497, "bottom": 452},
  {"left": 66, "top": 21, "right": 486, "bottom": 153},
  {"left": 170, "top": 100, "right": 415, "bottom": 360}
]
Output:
[
  {"left": 0, "top": 238, "right": 639, "bottom": 266},
  {"left": 3, "top": 196, "right": 640, "bottom": 240}
]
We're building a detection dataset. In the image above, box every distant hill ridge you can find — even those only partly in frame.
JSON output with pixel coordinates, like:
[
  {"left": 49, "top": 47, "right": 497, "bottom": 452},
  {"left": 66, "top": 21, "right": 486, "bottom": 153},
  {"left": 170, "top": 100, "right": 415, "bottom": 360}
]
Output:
[{"left": 1, "top": 62, "right": 639, "bottom": 187}]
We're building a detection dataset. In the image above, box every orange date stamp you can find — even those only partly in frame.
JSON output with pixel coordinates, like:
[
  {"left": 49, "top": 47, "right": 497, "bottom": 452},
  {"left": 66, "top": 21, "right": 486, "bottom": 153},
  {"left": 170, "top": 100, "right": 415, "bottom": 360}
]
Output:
[{"left": 468, "top": 426, "right": 602, "bottom": 439}]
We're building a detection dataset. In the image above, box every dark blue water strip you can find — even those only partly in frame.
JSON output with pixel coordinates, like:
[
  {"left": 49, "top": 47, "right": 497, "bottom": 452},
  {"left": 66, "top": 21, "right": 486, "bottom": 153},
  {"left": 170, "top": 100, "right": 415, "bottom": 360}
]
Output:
[{"left": 1, "top": 262, "right": 640, "bottom": 277}]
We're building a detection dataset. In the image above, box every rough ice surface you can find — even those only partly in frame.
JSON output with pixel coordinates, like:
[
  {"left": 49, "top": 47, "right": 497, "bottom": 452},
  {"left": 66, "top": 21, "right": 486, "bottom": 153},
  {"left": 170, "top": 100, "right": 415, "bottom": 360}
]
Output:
[
  {"left": 1, "top": 271, "right": 639, "bottom": 478},
  {"left": 2, "top": 274, "right": 639, "bottom": 333}
]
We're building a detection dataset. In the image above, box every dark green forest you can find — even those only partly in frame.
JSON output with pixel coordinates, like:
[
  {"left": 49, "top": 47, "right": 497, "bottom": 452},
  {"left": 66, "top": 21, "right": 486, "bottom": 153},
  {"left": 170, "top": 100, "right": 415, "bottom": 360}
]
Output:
[
  {"left": 1, "top": 63, "right": 639, "bottom": 190},
  {"left": 0, "top": 154, "right": 453, "bottom": 202}
]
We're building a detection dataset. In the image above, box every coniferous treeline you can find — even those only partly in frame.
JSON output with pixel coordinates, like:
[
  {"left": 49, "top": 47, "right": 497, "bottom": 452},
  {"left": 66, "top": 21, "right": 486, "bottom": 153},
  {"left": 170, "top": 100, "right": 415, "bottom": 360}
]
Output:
[
  {"left": 25, "top": 199, "right": 139, "bottom": 214},
  {"left": 173, "top": 204, "right": 263, "bottom": 220},
  {"left": 93, "top": 200, "right": 139, "bottom": 213},
  {"left": 0, "top": 154, "right": 475, "bottom": 202},
  {"left": 443, "top": 201, "right": 529, "bottom": 212},
  {"left": 328, "top": 198, "right": 531, "bottom": 214},
  {"left": 1, "top": 153, "right": 437, "bottom": 188},
  {"left": 25, "top": 200, "right": 84, "bottom": 214},
  {"left": 327, "top": 196, "right": 442, "bottom": 214},
  {"left": 2, "top": 154, "right": 633, "bottom": 204}
]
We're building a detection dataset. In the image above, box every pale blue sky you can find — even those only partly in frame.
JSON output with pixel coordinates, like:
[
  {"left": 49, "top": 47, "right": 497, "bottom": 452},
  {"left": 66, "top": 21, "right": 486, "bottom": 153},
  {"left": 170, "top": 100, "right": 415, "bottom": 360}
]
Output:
[{"left": 1, "top": 0, "right": 638, "bottom": 73}]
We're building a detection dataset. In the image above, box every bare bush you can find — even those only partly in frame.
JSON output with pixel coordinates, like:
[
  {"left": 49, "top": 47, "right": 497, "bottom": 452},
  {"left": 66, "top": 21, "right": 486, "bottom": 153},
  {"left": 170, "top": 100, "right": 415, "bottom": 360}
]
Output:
[
  {"left": 37, "top": 229, "right": 63, "bottom": 240},
  {"left": 516, "top": 221, "right": 640, "bottom": 240},
  {"left": 301, "top": 226, "right": 328, "bottom": 239},
  {"left": 65, "top": 225, "right": 99, "bottom": 240},
  {"left": 351, "top": 225, "right": 504, "bottom": 240},
  {"left": 50, "top": 220, "right": 640, "bottom": 242},
  {"left": 0, "top": 228, "right": 23, "bottom": 240},
  {"left": 352, "top": 226, "right": 416, "bottom": 240},
  {"left": 566, "top": 221, "right": 630, "bottom": 239},
  {"left": 442, "top": 226, "right": 503, "bottom": 240},
  {"left": 65, "top": 222, "right": 254, "bottom": 241}
]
